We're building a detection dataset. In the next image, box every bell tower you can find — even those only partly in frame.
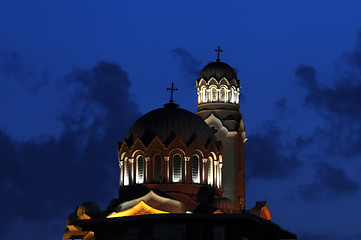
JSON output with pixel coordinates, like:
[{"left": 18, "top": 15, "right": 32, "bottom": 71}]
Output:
[{"left": 196, "top": 47, "right": 247, "bottom": 211}]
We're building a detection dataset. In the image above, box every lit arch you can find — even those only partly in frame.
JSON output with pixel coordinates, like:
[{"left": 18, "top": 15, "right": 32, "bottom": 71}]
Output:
[
  {"left": 219, "top": 86, "right": 228, "bottom": 102},
  {"left": 168, "top": 148, "right": 186, "bottom": 157},
  {"left": 208, "top": 78, "right": 218, "bottom": 86},
  {"left": 210, "top": 86, "right": 218, "bottom": 102},
  {"left": 219, "top": 78, "right": 230, "bottom": 86},
  {"left": 198, "top": 79, "right": 207, "bottom": 87},
  {"left": 201, "top": 86, "right": 207, "bottom": 103},
  {"left": 120, "top": 152, "right": 127, "bottom": 161}
]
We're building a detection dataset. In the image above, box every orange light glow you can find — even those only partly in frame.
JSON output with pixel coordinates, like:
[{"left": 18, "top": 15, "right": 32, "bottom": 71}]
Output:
[{"left": 107, "top": 200, "right": 170, "bottom": 218}]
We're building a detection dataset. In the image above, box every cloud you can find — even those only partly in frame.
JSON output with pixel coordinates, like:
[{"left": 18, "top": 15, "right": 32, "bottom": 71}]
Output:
[
  {"left": 0, "top": 61, "right": 140, "bottom": 238},
  {"left": 298, "top": 162, "right": 359, "bottom": 201},
  {"left": 274, "top": 97, "right": 295, "bottom": 117},
  {"left": 246, "top": 121, "right": 302, "bottom": 180},
  {"left": 171, "top": 47, "right": 202, "bottom": 85},
  {"left": 295, "top": 64, "right": 361, "bottom": 121},
  {"left": 295, "top": 31, "right": 361, "bottom": 158},
  {"left": 0, "top": 50, "right": 49, "bottom": 92}
]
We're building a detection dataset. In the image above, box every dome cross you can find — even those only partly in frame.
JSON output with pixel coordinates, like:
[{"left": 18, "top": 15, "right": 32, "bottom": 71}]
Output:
[
  {"left": 215, "top": 45, "right": 223, "bottom": 62},
  {"left": 167, "top": 82, "right": 178, "bottom": 103}
]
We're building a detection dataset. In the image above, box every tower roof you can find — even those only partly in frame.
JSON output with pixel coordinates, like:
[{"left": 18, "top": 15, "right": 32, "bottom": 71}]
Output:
[{"left": 199, "top": 61, "right": 237, "bottom": 81}]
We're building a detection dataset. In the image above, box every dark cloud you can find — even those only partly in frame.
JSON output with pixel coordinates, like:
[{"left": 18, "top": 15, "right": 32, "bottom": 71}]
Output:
[
  {"left": 246, "top": 121, "right": 302, "bottom": 179},
  {"left": 295, "top": 31, "right": 361, "bottom": 158},
  {"left": 0, "top": 61, "right": 140, "bottom": 238},
  {"left": 343, "top": 31, "right": 361, "bottom": 74},
  {"left": 0, "top": 50, "right": 49, "bottom": 92},
  {"left": 171, "top": 47, "right": 202, "bottom": 85},
  {"left": 295, "top": 64, "right": 361, "bottom": 120},
  {"left": 0, "top": 51, "right": 30, "bottom": 77},
  {"left": 298, "top": 162, "right": 359, "bottom": 201},
  {"left": 274, "top": 97, "right": 293, "bottom": 117}
]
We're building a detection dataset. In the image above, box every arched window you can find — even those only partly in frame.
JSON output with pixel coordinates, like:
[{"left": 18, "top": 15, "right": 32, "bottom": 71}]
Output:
[
  {"left": 192, "top": 155, "right": 200, "bottom": 183},
  {"left": 136, "top": 156, "right": 144, "bottom": 184},
  {"left": 211, "top": 87, "right": 217, "bottom": 102},
  {"left": 154, "top": 155, "right": 162, "bottom": 183},
  {"left": 207, "top": 157, "right": 213, "bottom": 185},
  {"left": 201, "top": 86, "right": 207, "bottom": 103},
  {"left": 220, "top": 87, "right": 226, "bottom": 102},
  {"left": 172, "top": 154, "right": 182, "bottom": 182}
]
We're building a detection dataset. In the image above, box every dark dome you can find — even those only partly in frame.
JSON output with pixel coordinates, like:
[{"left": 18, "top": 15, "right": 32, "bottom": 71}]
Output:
[
  {"left": 125, "top": 104, "right": 216, "bottom": 146},
  {"left": 199, "top": 61, "right": 237, "bottom": 81}
]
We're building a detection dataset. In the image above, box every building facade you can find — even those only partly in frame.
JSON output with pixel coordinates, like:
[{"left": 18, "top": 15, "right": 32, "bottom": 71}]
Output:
[{"left": 63, "top": 51, "right": 296, "bottom": 240}]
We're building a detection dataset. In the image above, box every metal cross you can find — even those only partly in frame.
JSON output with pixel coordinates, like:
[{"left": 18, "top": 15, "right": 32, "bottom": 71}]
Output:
[
  {"left": 215, "top": 45, "right": 223, "bottom": 62},
  {"left": 167, "top": 82, "right": 178, "bottom": 103}
]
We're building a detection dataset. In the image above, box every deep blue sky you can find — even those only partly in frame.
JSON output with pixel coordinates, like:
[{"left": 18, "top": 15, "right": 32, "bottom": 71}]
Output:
[{"left": 1, "top": 1, "right": 361, "bottom": 239}]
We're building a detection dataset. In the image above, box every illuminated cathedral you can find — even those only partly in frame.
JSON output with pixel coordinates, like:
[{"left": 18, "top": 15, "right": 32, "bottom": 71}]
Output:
[{"left": 63, "top": 47, "right": 296, "bottom": 240}]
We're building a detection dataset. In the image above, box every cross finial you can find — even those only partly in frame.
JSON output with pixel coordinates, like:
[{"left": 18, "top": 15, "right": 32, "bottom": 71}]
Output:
[
  {"left": 167, "top": 82, "right": 178, "bottom": 103},
  {"left": 215, "top": 45, "right": 223, "bottom": 62}
]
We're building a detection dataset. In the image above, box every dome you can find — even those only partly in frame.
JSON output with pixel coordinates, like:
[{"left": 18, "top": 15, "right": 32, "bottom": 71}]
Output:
[
  {"left": 124, "top": 103, "right": 216, "bottom": 147},
  {"left": 199, "top": 61, "right": 237, "bottom": 81}
]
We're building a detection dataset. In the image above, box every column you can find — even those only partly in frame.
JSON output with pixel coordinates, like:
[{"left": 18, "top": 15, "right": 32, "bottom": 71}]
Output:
[
  {"left": 165, "top": 156, "right": 170, "bottom": 182},
  {"left": 219, "top": 163, "right": 223, "bottom": 188},
  {"left": 119, "top": 161, "right": 124, "bottom": 186},
  {"left": 202, "top": 158, "right": 207, "bottom": 184},
  {"left": 184, "top": 157, "right": 190, "bottom": 183},
  {"left": 145, "top": 157, "right": 150, "bottom": 183},
  {"left": 129, "top": 158, "right": 134, "bottom": 184}
]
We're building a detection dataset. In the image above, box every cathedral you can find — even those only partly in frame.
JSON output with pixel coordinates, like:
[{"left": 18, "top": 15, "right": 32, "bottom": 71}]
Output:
[{"left": 63, "top": 48, "right": 297, "bottom": 240}]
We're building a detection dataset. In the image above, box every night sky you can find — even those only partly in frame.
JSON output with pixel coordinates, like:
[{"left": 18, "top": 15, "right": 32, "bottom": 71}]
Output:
[{"left": 1, "top": 1, "right": 361, "bottom": 239}]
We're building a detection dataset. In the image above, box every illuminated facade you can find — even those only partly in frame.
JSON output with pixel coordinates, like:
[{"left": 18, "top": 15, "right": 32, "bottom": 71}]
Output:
[
  {"left": 63, "top": 49, "right": 296, "bottom": 240},
  {"left": 196, "top": 59, "right": 247, "bottom": 211}
]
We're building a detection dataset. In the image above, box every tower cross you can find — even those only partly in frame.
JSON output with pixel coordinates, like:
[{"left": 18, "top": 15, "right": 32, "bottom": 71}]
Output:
[
  {"left": 167, "top": 82, "right": 178, "bottom": 103},
  {"left": 215, "top": 45, "right": 223, "bottom": 62}
]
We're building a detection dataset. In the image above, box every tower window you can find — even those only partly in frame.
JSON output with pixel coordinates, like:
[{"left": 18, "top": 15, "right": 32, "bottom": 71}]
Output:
[
  {"left": 172, "top": 154, "right": 182, "bottom": 182},
  {"left": 154, "top": 155, "right": 162, "bottom": 183},
  {"left": 211, "top": 88, "right": 217, "bottom": 102},
  {"left": 192, "top": 155, "right": 200, "bottom": 183},
  {"left": 220, "top": 87, "right": 226, "bottom": 102},
  {"left": 136, "top": 156, "right": 144, "bottom": 184}
]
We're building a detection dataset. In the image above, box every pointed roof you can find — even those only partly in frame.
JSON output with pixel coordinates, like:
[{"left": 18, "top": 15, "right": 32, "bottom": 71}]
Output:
[
  {"left": 111, "top": 190, "right": 185, "bottom": 216},
  {"left": 107, "top": 200, "right": 170, "bottom": 218}
]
